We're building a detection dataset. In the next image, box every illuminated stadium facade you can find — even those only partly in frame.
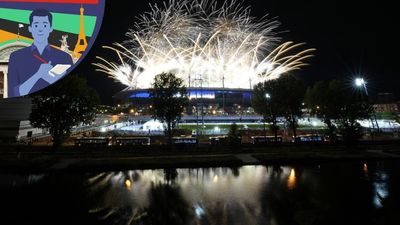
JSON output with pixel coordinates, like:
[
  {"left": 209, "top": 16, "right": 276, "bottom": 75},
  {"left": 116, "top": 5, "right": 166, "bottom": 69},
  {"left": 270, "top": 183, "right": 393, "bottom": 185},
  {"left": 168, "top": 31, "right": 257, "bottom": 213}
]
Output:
[{"left": 114, "top": 87, "right": 253, "bottom": 114}]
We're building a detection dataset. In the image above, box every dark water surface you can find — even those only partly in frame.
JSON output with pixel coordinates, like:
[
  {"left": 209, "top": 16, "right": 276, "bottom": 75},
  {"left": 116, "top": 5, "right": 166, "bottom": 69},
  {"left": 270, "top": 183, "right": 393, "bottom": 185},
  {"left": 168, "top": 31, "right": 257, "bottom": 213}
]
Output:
[{"left": 1, "top": 160, "right": 399, "bottom": 225}]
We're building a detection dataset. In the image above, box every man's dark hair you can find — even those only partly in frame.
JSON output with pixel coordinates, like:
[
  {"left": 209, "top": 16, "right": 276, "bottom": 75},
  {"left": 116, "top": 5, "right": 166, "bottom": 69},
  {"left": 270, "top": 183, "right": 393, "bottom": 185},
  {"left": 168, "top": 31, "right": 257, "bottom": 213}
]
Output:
[{"left": 29, "top": 9, "right": 53, "bottom": 26}]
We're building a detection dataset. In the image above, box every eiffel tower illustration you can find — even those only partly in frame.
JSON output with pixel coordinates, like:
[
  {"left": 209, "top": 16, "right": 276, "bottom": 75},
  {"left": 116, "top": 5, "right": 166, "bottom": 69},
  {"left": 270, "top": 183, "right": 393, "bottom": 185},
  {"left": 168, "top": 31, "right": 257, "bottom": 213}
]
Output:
[{"left": 73, "top": 4, "right": 88, "bottom": 60}]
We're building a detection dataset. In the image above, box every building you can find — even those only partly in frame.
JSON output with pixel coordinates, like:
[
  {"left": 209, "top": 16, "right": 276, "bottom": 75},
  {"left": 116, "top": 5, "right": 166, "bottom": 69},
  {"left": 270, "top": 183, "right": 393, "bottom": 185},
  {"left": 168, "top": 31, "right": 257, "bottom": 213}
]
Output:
[
  {"left": 114, "top": 87, "right": 254, "bottom": 115},
  {"left": 0, "top": 41, "right": 30, "bottom": 98},
  {"left": 0, "top": 71, "right": 4, "bottom": 98},
  {"left": 373, "top": 93, "right": 399, "bottom": 114},
  {"left": 0, "top": 97, "right": 46, "bottom": 141},
  {"left": 0, "top": 40, "right": 45, "bottom": 141}
]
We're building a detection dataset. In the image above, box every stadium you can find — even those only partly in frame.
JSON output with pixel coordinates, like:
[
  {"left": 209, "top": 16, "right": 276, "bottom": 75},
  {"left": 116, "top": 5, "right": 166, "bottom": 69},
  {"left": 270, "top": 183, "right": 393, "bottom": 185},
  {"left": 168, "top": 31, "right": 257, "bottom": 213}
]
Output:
[{"left": 94, "top": 0, "right": 314, "bottom": 117}]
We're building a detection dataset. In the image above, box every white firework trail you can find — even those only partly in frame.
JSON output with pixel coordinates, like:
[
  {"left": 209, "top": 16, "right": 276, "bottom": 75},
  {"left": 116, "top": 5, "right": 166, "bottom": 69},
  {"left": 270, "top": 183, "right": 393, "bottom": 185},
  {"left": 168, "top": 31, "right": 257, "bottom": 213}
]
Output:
[{"left": 93, "top": 0, "right": 316, "bottom": 89}]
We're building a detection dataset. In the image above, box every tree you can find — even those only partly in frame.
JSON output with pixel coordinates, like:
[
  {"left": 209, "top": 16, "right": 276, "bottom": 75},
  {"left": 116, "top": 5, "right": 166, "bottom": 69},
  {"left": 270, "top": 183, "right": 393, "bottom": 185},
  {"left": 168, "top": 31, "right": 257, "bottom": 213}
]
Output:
[
  {"left": 336, "top": 87, "right": 372, "bottom": 143},
  {"left": 306, "top": 79, "right": 373, "bottom": 143},
  {"left": 227, "top": 123, "right": 241, "bottom": 146},
  {"left": 305, "top": 80, "right": 345, "bottom": 142},
  {"left": 275, "top": 75, "right": 306, "bottom": 141},
  {"left": 29, "top": 74, "right": 100, "bottom": 149},
  {"left": 252, "top": 80, "right": 281, "bottom": 142},
  {"left": 150, "top": 73, "right": 189, "bottom": 144}
]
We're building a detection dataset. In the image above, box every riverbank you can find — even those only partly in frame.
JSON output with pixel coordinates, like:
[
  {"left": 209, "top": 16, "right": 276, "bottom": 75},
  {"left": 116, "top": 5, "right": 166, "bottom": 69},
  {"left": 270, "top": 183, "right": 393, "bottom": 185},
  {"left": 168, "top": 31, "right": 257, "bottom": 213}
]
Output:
[{"left": 1, "top": 143, "right": 399, "bottom": 173}]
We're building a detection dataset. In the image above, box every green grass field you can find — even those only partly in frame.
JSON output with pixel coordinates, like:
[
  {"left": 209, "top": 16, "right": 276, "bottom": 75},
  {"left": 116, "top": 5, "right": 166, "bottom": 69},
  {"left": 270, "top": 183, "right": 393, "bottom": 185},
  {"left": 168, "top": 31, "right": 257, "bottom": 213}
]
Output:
[{"left": 177, "top": 123, "right": 326, "bottom": 132}]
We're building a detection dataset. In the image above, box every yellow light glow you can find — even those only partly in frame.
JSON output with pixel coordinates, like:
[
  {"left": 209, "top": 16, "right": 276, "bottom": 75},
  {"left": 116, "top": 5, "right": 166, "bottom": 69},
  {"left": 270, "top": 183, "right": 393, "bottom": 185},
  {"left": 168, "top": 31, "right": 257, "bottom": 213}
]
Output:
[
  {"left": 287, "top": 168, "right": 296, "bottom": 190},
  {"left": 111, "top": 115, "right": 119, "bottom": 123},
  {"left": 125, "top": 179, "right": 132, "bottom": 189},
  {"left": 213, "top": 175, "right": 219, "bottom": 183},
  {"left": 363, "top": 163, "right": 368, "bottom": 174}
]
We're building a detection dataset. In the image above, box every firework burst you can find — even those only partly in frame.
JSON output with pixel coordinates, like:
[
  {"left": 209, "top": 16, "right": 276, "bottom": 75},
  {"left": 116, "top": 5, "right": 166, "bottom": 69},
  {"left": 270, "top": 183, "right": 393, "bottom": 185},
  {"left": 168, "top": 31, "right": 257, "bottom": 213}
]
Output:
[{"left": 93, "top": 0, "right": 316, "bottom": 89}]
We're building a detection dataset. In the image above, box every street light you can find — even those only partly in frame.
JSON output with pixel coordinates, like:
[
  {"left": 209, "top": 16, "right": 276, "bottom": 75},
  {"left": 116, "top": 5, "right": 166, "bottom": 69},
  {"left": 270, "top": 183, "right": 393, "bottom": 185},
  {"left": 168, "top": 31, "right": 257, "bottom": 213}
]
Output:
[
  {"left": 354, "top": 77, "right": 368, "bottom": 96},
  {"left": 355, "top": 77, "right": 365, "bottom": 86},
  {"left": 354, "top": 77, "right": 379, "bottom": 131},
  {"left": 194, "top": 77, "right": 204, "bottom": 136},
  {"left": 264, "top": 93, "right": 272, "bottom": 139}
]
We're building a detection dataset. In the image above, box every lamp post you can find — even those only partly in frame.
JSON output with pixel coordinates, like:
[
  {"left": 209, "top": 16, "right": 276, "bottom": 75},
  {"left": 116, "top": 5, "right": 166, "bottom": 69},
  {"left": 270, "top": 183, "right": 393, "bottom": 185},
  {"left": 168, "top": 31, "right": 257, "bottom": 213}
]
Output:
[
  {"left": 222, "top": 76, "right": 225, "bottom": 114},
  {"left": 194, "top": 77, "right": 203, "bottom": 136},
  {"left": 354, "top": 77, "right": 379, "bottom": 131},
  {"left": 355, "top": 78, "right": 368, "bottom": 96},
  {"left": 264, "top": 93, "right": 272, "bottom": 140}
]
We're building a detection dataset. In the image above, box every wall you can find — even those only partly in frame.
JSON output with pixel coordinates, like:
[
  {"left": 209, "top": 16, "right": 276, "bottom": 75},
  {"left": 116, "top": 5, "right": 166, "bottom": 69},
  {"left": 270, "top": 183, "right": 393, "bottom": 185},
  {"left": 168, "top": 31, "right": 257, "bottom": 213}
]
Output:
[{"left": 0, "top": 97, "right": 45, "bottom": 141}]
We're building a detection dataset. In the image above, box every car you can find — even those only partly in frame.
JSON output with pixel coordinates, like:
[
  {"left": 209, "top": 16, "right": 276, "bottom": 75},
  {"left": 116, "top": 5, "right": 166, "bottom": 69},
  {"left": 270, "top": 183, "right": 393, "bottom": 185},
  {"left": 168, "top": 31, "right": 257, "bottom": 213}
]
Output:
[
  {"left": 172, "top": 136, "right": 199, "bottom": 145},
  {"left": 209, "top": 136, "right": 228, "bottom": 145},
  {"left": 251, "top": 136, "right": 282, "bottom": 144},
  {"left": 75, "top": 137, "right": 112, "bottom": 147},
  {"left": 115, "top": 137, "right": 151, "bottom": 146},
  {"left": 294, "top": 134, "right": 324, "bottom": 143}
]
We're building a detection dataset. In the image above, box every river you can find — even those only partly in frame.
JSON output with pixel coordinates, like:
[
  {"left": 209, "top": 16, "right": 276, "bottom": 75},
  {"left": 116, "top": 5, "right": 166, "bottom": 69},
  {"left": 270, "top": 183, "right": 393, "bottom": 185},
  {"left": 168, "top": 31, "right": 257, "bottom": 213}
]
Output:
[{"left": 1, "top": 160, "right": 399, "bottom": 225}]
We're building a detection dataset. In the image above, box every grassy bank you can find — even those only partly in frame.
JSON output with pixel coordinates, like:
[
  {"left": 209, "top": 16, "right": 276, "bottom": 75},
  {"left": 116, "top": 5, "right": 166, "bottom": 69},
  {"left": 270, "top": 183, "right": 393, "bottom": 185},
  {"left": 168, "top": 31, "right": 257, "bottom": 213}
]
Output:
[{"left": 0, "top": 142, "right": 399, "bottom": 173}]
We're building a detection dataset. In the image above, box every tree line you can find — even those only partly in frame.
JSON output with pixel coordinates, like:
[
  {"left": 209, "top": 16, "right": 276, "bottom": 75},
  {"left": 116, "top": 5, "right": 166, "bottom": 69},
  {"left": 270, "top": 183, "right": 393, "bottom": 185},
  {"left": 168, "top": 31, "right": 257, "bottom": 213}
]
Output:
[
  {"left": 148, "top": 73, "right": 374, "bottom": 144},
  {"left": 252, "top": 75, "right": 373, "bottom": 143},
  {"left": 29, "top": 73, "right": 374, "bottom": 148}
]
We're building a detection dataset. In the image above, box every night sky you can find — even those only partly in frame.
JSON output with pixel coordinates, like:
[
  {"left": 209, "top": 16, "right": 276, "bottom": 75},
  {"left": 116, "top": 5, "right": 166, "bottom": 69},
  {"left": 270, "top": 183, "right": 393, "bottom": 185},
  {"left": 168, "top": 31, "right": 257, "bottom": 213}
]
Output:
[{"left": 73, "top": 0, "right": 400, "bottom": 104}]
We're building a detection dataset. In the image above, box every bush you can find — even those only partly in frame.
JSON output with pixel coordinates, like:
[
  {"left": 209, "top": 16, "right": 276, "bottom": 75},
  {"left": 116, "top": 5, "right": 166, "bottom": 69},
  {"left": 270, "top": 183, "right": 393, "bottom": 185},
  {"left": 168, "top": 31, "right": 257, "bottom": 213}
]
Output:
[{"left": 339, "top": 122, "right": 363, "bottom": 144}]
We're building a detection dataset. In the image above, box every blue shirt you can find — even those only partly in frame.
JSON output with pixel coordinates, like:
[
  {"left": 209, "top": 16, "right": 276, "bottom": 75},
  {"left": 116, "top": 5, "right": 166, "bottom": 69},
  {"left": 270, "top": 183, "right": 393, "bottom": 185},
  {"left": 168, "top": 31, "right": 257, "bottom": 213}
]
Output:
[{"left": 7, "top": 45, "right": 73, "bottom": 97}]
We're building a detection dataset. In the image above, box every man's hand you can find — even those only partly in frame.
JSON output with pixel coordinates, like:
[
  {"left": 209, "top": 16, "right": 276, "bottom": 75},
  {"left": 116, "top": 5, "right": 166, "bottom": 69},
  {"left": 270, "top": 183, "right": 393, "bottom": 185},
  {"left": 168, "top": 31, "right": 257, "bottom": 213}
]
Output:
[
  {"left": 37, "top": 61, "right": 59, "bottom": 84},
  {"left": 18, "top": 61, "right": 54, "bottom": 96},
  {"left": 36, "top": 61, "right": 53, "bottom": 76}
]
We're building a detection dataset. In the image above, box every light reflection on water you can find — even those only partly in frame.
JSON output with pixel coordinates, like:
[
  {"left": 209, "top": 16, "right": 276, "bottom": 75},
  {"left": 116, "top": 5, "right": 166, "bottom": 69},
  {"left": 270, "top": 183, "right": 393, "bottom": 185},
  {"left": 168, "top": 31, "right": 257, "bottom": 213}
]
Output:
[
  {"left": 287, "top": 168, "right": 296, "bottom": 190},
  {"left": 372, "top": 164, "right": 389, "bottom": 208},
  {"left": 87, "top": 166, "right": 295, "bottom": 224},
  {"left": 0, "top": 161, "right": 399, "bottom": 225},
  {"left": 363, "top": 163, "right": 369, "bottom": 174}
]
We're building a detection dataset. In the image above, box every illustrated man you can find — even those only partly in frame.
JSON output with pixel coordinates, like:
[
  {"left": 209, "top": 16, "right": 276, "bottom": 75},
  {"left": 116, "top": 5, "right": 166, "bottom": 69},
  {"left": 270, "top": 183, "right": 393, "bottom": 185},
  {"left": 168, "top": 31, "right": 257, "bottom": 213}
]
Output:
[{"left": 8, "top": 9, "right": 73, "bottom": 97}]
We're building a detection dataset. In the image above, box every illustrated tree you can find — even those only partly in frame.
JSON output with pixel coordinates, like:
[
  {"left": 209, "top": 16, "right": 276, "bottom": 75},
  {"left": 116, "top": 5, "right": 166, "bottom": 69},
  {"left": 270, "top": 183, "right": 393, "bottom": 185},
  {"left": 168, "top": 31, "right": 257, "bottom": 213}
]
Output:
[
  {"left": 29, "top": 74, "right": 100, "bottom": 149},
  {"left": 150, "top": 72, "right": 189, "bottom": 145},
  {"left": 275, "top": 75, "right": 306, "bottom": 141},
  {"left": 252, "top": 79, "right": 281, "bottom": 142}
]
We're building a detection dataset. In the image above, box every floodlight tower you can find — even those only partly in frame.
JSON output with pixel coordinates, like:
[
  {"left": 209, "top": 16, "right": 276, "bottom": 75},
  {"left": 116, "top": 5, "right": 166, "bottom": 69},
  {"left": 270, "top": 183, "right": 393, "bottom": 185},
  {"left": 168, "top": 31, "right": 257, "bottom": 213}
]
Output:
[{"left": 354, "top": 77, "right": 379, "bottom": 131}]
